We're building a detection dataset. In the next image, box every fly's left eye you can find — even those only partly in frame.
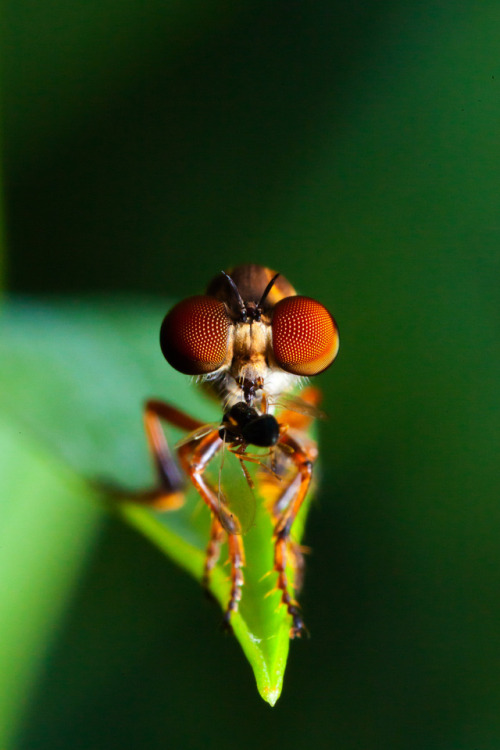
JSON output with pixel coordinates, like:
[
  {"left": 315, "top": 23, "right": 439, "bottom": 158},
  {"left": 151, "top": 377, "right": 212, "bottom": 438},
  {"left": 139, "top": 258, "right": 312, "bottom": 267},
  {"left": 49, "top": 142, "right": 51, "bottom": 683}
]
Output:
[
  {"left": 271, "top": 295, "right": 339, "bottom": 376},
  {"left": 160, "top": 295, "right": 229, "bottom": 375}
]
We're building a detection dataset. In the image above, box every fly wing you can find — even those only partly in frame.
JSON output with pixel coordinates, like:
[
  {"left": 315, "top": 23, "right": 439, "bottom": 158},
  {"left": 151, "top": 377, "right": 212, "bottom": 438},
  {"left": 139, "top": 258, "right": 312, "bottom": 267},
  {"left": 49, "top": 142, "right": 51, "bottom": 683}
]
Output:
[
  {"left": 217, "top": 448, "right": 257, "bottom": 535},
  {"left": 174, "top": 422, "right": 216, "bottom": 448},
  {"left": 270, "top": 392, "right": 326, "bottom": 421}
]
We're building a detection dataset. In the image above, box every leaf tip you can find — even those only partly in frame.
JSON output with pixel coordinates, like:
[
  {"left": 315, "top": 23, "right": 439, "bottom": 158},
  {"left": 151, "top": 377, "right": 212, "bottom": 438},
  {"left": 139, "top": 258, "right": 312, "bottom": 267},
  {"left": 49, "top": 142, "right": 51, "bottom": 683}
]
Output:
[
  {"left": 257, "top": 675, "right": 283, "bottom": 707},
  {"left": 262, "top": 686, "right": 281, "bottom": 707}
]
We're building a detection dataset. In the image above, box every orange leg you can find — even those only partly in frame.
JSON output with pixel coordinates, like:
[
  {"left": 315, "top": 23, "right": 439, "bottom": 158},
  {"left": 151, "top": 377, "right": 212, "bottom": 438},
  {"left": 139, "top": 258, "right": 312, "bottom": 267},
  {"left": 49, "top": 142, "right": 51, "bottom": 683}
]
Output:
[
  {"left": 102, "top": 399, "right": 200, "bottom": 508},
  {"left": 121, "top": 399, "right": 247, "bottom": 628},
  {"left": 125, "top": 399, "right": 205, "bottom": 510},
  {"left": 272, "top": 432, "right": 317, "bottom": 638},
  {"left": 203, "top": 515, "right": 226, "bottom": 589},
  {"left": 177, "top": 432, "right": 246, "bottom": 629}
]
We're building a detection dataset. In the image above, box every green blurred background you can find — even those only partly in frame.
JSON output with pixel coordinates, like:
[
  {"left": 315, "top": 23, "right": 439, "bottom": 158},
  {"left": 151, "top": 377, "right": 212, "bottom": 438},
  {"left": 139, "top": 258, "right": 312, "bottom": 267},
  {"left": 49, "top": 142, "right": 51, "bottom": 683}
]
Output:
[{"left": 2, "top": 0, "right": 500, "bottom": 747}]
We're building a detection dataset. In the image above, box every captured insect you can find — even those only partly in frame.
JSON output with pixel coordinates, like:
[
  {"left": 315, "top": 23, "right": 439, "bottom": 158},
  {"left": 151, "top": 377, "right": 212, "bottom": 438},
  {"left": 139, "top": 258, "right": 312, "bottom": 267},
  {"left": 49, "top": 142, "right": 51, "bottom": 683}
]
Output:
[{"left": 129, "top": 264, "right": 339, "bottom": 637}]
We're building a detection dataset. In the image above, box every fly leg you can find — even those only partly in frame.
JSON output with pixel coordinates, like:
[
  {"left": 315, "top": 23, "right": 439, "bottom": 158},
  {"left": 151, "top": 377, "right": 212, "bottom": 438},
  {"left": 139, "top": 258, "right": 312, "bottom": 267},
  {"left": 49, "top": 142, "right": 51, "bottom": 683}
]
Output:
[
  {"left": 103, "top": 399, "right": 205, "bottom": 509},
  {"left": 178, "top": 433, "right": 246, "bottom": 631},
  {"left": 203, "top": 516, "right": 226, "bottom": 589},
  {"left": 124, "top": 399, "right": 206, "bottom": 509},
  {"left": 272, "top": 432, "right": 318, "bottom": 638},
  {"left": 228, "top": 446, "right": 279, "bottom": 491}
]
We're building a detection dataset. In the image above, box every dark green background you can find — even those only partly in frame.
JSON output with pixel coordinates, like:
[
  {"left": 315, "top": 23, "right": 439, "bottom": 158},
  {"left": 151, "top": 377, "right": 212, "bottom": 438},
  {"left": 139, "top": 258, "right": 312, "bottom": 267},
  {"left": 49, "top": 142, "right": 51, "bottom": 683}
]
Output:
[{"left": 3, "top": 1, "right": 500, "bottom": 747}]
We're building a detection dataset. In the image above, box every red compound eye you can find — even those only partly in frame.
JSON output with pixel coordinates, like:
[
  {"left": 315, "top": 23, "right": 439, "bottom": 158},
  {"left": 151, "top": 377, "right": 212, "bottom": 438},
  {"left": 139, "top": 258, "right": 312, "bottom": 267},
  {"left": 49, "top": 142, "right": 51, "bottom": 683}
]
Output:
[
  {"left": 271, "top": 296, "right": 339, "bottom": 376},
  {"left": 160, "top": 295, "right": 229, "bottom": 375}
]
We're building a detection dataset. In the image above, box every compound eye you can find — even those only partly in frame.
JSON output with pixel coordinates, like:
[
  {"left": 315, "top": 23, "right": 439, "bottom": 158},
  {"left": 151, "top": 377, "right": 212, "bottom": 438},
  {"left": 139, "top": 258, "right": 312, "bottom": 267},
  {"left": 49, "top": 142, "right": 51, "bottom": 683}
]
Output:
[
  {"left": 160, "top": 295, "right": 229, "bottom": 375},
  {"left": 271, "top": 296, "right": 339, "bottom": 376}
]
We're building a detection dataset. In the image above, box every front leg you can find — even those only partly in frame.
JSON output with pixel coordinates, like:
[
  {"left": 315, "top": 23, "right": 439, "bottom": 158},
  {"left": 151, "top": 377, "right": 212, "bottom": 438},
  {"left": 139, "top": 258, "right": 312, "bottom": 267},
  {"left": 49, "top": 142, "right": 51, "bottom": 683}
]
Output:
[
  {"left": 118, "top": 398, "right": 247, "bottom": 629},
  {"left": 178, "top": 433, "right": 246, "bottom": 630}
]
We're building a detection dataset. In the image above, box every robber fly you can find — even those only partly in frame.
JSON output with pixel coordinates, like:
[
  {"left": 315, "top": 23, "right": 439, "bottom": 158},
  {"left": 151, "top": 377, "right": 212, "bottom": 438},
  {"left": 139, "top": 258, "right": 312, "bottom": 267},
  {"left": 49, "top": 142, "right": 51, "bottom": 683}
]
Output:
[{"left": 134, "top": 264, "right": 339, "bottom": 637}]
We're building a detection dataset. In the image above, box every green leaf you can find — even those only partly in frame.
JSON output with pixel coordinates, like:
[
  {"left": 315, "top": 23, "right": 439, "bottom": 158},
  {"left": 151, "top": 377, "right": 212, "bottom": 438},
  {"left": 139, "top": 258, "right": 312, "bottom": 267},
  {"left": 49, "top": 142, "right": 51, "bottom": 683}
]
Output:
[
  {"left": 0, "top": 148, "right": 5, "bottom": 294},
  {"left": 0, "top": 298, "right": 314, "bottom": 707},
  {"left": 0, "top": 422, "right": 103, "bottom": 748}
]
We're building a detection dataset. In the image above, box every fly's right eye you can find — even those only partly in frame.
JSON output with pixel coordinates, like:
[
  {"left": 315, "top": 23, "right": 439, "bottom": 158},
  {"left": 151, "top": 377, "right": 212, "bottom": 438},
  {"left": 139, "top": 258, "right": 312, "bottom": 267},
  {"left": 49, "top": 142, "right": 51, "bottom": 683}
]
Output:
[{"left": 160, "top": 295, "right": 229, "bottom": 375}]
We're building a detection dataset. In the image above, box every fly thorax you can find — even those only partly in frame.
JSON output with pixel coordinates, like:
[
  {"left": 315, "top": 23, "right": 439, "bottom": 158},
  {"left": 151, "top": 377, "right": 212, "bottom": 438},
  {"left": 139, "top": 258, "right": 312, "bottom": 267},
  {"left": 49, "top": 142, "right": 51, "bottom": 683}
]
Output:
[{"left": 229, "top": 320, "right": 271, "bottom": 384}]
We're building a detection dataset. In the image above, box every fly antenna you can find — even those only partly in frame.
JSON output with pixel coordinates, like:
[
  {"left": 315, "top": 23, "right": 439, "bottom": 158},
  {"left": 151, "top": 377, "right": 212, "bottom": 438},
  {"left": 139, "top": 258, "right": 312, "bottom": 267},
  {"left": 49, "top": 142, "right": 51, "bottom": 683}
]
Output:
[
  {"left": 258, "top": 272, "right": 280, "bottom": 309},
  {"left": 221, "top": 271, "right": 246, "bottom": 318}
]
